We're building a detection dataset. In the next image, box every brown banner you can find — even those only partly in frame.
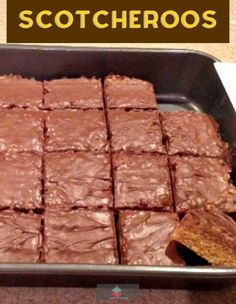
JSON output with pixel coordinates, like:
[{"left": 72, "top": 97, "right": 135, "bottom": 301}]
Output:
[{"left": 7, "top": 0, "right": 229, "bottom": 43}]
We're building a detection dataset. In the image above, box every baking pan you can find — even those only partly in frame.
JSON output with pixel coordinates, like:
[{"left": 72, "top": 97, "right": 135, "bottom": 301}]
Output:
[{"left": 0, "top": 45, "right": 235, "bottom": 289}]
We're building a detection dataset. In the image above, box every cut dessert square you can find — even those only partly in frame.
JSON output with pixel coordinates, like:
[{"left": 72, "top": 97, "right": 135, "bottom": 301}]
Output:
[
  {"left": 45, "top": 110, "right": 109, "bottom": 152},
  {"left": 44, "top": 77, "right": 103, "bottom": 109},
  {"left": 0, "top": 76, "right": 43, "bottom": 109},
  {"left": 43, "top": 209, "right": 118, "bottom": 264},
  {"left": 0, "top": 153, "right": 42, "bottom": 209},
  {"left": 104, "top": 75, "right": 158, "bottom": 109},
  {"left": 172, "top": 209, "right": 236, "bottom": 266},
  {"left": 119, "top": 210, "right": 184, "bottom": 265},
  {"left": 108, "top": 109, "right": 166, "bottom": 153},
  {"left": 170, "top": 156, "right": 236, "bottom": 213},
  {"left": 113, "top": 153, "right": 173, "bottom": 211},
  {"left": 0, "top": 109, "right": 44, "bottom": 153},
  {"left": 0, "top": 210, "right": 42, "bottom": 262},
  {"left": 161, "top": 111, "right": 229, "bottom": 159},
  {"left": 44, "top": 152, "right": 113, "bottom": 209}
]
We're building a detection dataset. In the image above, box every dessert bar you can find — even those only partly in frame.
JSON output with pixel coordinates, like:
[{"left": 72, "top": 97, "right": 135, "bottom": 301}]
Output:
[
  {"left": 104, "top": 75, "right": 158, "bottom": 109},
  {"left": 0, "top": 76, "right": 43, "bottom": 109},
  {"left": 44, "top": 152, "right": 113, "bottom": 209},
  {"left": 44, "top": 77, "right": 103, "bottom": 109},
  {"left": 170, "top": 156, "right": 236, "bottom": 213},
  {"left": 119, "top": 210, "right": 184, "bottom": 265},
  {"left": 113, "top": 153, "right": 173, "bottom": 211},
  {"left": 43, "top": 209, "right": 118, "bottom": 263},
  {"left": 108, "top": 109, "right": 166, "bottom": 153},
  {"left": 0, "top": 109, "right": 44, "bottom": 153},
  {"left": 172, "top": 209, "right": 236, "bottom": 266},
  {"left": 0, "top": 210, "right": 42, "bottom": 262},
  {"left": 45, "top": 110, "right": 109, "bottom": 152},
  {"left": 161, "top": 111, "right": 229, "bottom": 159},
  {"left": 0, "top": 153, "right": 42, "bottom": 209}
]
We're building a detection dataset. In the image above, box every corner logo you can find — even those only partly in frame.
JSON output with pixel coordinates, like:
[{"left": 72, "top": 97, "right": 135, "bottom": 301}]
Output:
[
  {"left": 97, "top": 284, "right": 138, "bottom": 300},
  {"left": 112, "top": 286, "right": 122, "bottom": 298}
]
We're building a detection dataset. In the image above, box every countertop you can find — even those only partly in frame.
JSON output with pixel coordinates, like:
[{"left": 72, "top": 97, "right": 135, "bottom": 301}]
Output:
[
  {"left": 1, "top": 285, "right": 236, "bottom": 304},
  {"left": 0, "top": 0, "right": 236, "bottom": 303}
]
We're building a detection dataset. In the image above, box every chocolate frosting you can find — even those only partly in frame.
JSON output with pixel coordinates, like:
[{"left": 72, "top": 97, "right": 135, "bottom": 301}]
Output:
[
  {"left": 104, "top": 75, "right": 158, "bottom": 109},
  {"left": 0, "top": 76, "right": 43, "bottom": 108},
  {"left": 114, "top": 154, "right": 173, "bottom": 211},
  {"left": 0, "top": 109, "right": 44, "bottom": 153},
  {"left": 119, "top": 210, "right": 184, "bottom": 265},
  {"left": 0, "top": 153, "right": 42, "bottom": 209},
  {"left": 45, "top": 152, "right": 113, "bottom": 208},
  {"left": 172, "top": 209, "right": 236, "bottom": 266},
  {"left": 161, "top": 111, "right": 229, "bottom": 158},
  {"left": 170, "top": 156, "right": 236, "bottom": 213},
  {"left": 44, "top": 77, "right": 103, "bottom": 109},
  {"left": 44, "top": 209, "right": 118, "bottom": 264},
  {"left": 0, "top": 210, "right": 42, "bottom": 262},
  {"left": 46, "top": 110, "right": 109, "bottom": 152},
  {"left": 108, "top": 109, "right": 166, "bottom": 153}
]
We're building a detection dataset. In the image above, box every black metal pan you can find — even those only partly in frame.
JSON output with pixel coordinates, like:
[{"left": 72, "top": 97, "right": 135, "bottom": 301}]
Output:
[{"left": 0, "top": 45, "right": 235, "bottom": 288}]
